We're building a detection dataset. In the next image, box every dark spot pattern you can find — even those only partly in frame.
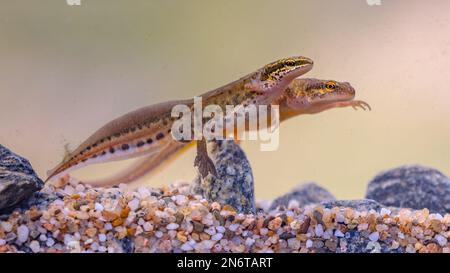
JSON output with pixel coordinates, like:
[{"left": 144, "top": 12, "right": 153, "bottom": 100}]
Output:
[
  {"left": 156, "top": 133, "right": 164, "bottom": 140},
  {"left": 137, "top": 141, "right": 145, "bottom": 147}
]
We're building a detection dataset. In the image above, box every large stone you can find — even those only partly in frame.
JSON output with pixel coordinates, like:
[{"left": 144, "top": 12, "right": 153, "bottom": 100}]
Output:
[
  {"left": 270, "top": 182, "right": 336, "bottom": 210},
  {"left": 0, "top": 144, "right": 43, "bottom": 212},
  {"left": 191, "top": 140, "right": 255, "bottom": 214},
  {"left": 366, "top": 165, "right": 450, "bottom": 215}
]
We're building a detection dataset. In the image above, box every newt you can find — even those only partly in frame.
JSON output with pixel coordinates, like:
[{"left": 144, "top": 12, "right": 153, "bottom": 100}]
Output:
[
  {"left": 83, "top": 78, "right": 370, "bottom": 186},
  {"left": 46, "top": 56, "right": 314, "bottom": 182}
]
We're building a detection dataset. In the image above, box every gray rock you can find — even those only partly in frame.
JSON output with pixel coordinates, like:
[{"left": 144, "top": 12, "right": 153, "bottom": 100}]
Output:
[
  {"left": 321, "top": 199, "right": 384, "bottom": 211},
  {"left": 270, "top": 182, "right": 335, "bottom": 210},
  {"left": 366, "top": 165, "right": 450, "bottom": 214},
  {"left": 0, "top": 144, "right": 43, "bottom": 212},
  {"left": 191, "top": 140, "right": 255, "bottom": 214}
]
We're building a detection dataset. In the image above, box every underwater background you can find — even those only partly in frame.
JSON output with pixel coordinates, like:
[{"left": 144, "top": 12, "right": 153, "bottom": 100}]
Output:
[{"left": 1, "top": 0, "right": 449, "bottom": 200}]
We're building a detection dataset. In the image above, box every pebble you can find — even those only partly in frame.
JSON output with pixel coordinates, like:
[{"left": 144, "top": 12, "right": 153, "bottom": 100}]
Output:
[
  {"left": 17, "top": 225, "right": 30, "bottom": 243},
  {"left": 204, "top": 227, "right": 216, "bottom": 236},
  {"left": 380, "top": 208, "right": 391, "bottom": 216},
  {"left": 211, "top": 233, "right": 223, "bottom": 241},
  {"left": 0, "top": 176, "right": 447, "bottom": 253},
  {"left": 192, "top": 221, "right": 204, "bottom": 232},
  {"left": 435, "top": 234, "right": 447, "bottom": 247},
  {"left": 228, "top": 223, "right": 239, "bottom": 232},
  {"left": 98, "top": 234, "right": 107, "bottom": 242},
  {"left": 1, "top": 222, "right": 13, "bottom": 232},
  {"left": 180, "top": 242, "right": 193, "bottom": 251},
  {"left": 29, "top": 240, "right": 40, "bottom": 253},
  {"left": 216, "top": 226, "right": 225, "bottom": 233},
  {"left": 128, "top": 199, "right": 140, "bottom": 211},
  {"left": 369, "top": 231, "right": 380, "bottom": 242},
  {"left": 94, "top": 203, "right": 104, "bottom": 211},
  {"left": 315, "top": 224, "right": 324, "bottom": 237},
  {"left": 174, "top": 195, "right": 188, "bottom": 206},
  {"left": 166, "top": 223, "right": 179, "bottom": 230},
  {"left": 46, "top": 238, "right": 55, "bottom": 247}
]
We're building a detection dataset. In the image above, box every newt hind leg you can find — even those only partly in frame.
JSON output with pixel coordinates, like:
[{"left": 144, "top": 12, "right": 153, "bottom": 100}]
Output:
[{"left": 194, "top": 139, "right": 218, "bottom": 178}]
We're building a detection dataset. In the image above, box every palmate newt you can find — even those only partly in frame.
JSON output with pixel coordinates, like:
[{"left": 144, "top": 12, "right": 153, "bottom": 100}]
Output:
[
  {"left": 73, "top": 77, "right": 370, "bottom": 186},
  {"left": 46, "top": 56, "right": 316, "bottom": 183}
]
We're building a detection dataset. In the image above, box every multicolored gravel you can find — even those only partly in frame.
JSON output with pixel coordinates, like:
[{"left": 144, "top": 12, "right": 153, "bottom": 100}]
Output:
[{"left": 0, "top": 175, "right": 448, "bottom": 253}]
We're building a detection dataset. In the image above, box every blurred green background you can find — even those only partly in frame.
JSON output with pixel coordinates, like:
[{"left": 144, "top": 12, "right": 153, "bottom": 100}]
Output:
[{"left": 1, "top": 0, "right": 449, "bottom": 200}]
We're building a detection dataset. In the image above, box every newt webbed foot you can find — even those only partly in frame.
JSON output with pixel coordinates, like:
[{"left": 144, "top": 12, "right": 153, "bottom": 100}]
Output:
[
  {"left": 195, "top": 139, "right": 218, "bottom": 178},
  {"left": 350, "top": 100, "right": 371, "bottom": 111}
]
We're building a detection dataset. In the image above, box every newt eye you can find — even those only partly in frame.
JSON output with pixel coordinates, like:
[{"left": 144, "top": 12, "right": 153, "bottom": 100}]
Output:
[{"left": 325, "top": 81, "right": 337, "bottom": 91}]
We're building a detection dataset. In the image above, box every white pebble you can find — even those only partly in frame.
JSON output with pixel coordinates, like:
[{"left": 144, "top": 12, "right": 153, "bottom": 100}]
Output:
[
  {"left": 245, "top": 237, "right": 255, "bottom": 247},
  {"left": 138, "top": 218, "right": 145, "bottom": 226},
  {"left": 155, "top": 231, "right": 163, "bottom": 238},
  {"left": 98, "top": 234, "right": 107, "bottom": 242},
  {"left": 335, "top": 212, "right": 345, "bottom": 223},
  {"left": 137, "top": 187, "right": 151, "bottom": 199},
  {"left": 46, "top": 238, "right": 55, "bottom": 247},
  {"left": 166, "top": 223, "right": 179, "bottom": 230},
  {"left": 334, "top": 230, "right": 345, "bottom": 238},
  {"left": 104, "top": 223, "right": 113, "bottom": 230},
  {"left": 29, "top": 240, "right": 40, "bottom": 253},
  {"left": 180, "top": 242, "right": 193, "bottom": 251},
  {"left": 315, "top": 224, "right": 324, "bottom": 237},
  {"left": 435, "top": 234, "right": 447, "bottom": 247},
  {"left": 380, "top": 208, "right": 391, "bottom": 216},
  {"left": 17, "top": 225, "right": 30, "bottom": 243},
  {"left": 216, "top": 226, "right": 225, "bottom": 233},
  {"left": 287, "top": 238, "right": 301, "bottom": 249},
  {"left": 174, "top": 195, "right": 188, "bottom": 206},
  {"left": 39, "top": 234, "right": 47, "bottom": 241},
  {"left": 1, "top": 222, "right": 13, "bottom": 232},
  {"left": 90, "top": 242, "right": 99, "bottom": 251},
  {"left": 211, "top": 233, "right": 223, "bottom": 241},
  {"left": 260, "top": 228, "right": 268, "bottom": 236},
  {"left": 75, "top": 184, "right": 85, "bottom": 192},
  {"left": 98, "top": 246, "right": 107, "bottom": 252},
  {"left": 369, "top": 231, "right": 380, "bottom": 242},
  {"left": 306, "top": 239, "right": 313, "bottom": 248},
  {"left": 63, "top": 185, "right": 75, "bottom": 195},
  {"left": 0, "top": 239, "right": 5, "bottom": 246},
  {"left": 228, "top": 223, "right": 239, "bottom": 232},
  {"left": 202, "top": 240, "right": 215, "bottom": 249},
  {"left": 128, "top": 198, "right": 140, "bottom": 211},
  {"left": 143, "top": 222, "right": 153, "bottom": 232},
  {"left": 204, "top": 227, "right": 216, "bottom": 236},
  {"left": 94, "top": 203, "right": 104, "bottom": 211}
]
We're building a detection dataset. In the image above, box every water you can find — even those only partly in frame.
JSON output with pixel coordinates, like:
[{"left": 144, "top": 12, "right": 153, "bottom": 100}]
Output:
[{"left": 1, "top": 0, "right": 449, "bottom": 200}]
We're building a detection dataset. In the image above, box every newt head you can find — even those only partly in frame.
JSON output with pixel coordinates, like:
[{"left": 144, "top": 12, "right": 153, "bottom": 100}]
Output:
[
  {"left": 286, "top": 78, "right": 356, "bottom": 107},
  {"left": 246, "top": 56, "right": 313, "bottom": 96},
  {"left": 279, "top": 78, "right": 370, "bottom": 119}
]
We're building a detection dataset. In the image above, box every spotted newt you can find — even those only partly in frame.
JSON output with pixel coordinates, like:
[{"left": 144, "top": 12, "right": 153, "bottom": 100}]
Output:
[{"left": 46, "top": 56, "right": 315, "bottom": 182}]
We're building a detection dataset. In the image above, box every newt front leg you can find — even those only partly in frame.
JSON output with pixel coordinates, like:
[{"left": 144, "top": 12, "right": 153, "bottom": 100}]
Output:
[{"left": 194, "top": 138, "right": 218, "bottom": 178}]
